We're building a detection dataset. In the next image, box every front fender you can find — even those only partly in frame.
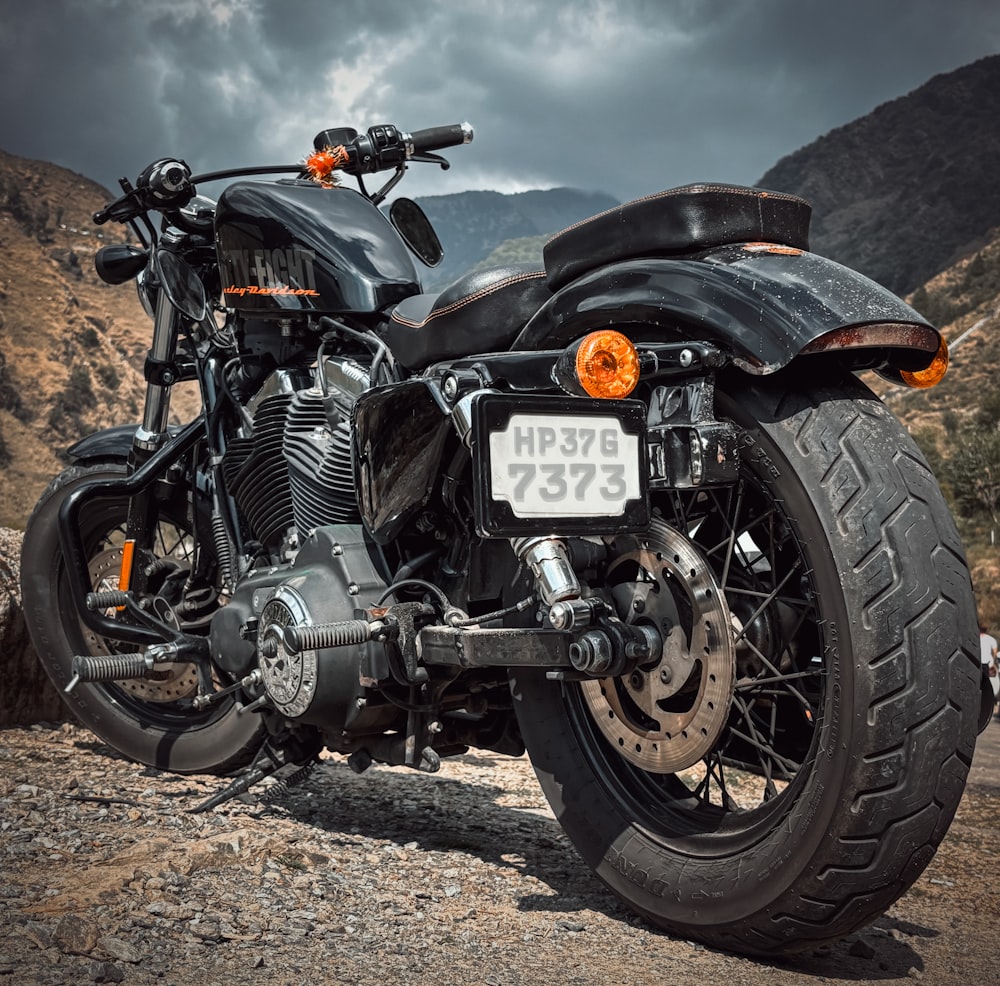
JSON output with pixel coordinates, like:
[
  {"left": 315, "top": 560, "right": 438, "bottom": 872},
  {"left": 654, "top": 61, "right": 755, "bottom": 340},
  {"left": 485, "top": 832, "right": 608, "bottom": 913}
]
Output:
[
  {"left": 66, "top": 423, "right": 183, "bottom": 463},
  {"left": 515, "top": 246, "right": 938, "bottom": 374}
]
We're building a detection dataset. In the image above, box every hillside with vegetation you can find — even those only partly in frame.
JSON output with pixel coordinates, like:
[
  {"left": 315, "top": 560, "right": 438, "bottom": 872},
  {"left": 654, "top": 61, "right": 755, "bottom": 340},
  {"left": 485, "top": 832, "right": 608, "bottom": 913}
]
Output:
[
  {"left": 758, "top": 54, "right": 1000, "bottom": 296},
  {"left": 0, "top": 149, "right": 156, "bottom": 528},
  {"left": 890, "top": 233, "right": 1000, "bottom": 625},
  {"left": 0, "top": 149, "right": 208, "bottom": 529}
]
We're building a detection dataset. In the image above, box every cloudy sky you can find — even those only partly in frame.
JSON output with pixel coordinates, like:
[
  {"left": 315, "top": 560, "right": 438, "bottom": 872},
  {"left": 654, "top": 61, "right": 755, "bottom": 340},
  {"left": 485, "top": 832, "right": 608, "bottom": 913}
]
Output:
[{"left": 1, "top": 0, "right": 999, "bottom": 205}]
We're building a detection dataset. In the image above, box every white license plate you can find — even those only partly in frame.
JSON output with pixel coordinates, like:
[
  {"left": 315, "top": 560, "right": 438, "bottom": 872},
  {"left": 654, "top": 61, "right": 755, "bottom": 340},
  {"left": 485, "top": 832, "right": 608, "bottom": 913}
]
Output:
[{"left": 488, "top": 413, "right": 641, "bottom": 518}]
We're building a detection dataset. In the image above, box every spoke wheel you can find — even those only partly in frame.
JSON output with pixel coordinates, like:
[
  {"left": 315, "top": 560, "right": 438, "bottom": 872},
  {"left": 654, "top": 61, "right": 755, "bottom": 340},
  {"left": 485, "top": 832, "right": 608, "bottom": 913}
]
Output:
[
  {"left": 21, "top": 461, "right": 265, "bottom": 775},
  {"left": 512, "top": 376, "right": 981, "bottom": 954}
]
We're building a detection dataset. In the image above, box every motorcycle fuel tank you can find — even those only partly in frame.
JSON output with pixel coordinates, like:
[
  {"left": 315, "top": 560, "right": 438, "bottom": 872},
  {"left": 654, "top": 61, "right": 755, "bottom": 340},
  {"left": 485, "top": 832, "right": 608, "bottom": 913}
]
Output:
[{"left": 215, "top": 180, "right": 421, "bottom": 315}]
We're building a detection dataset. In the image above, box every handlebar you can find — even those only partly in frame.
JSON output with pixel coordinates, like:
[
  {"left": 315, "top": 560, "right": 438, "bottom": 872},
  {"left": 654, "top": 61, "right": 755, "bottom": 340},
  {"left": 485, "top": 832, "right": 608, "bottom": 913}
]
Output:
[
  {"left": 310, "top": 121, "right": 473, "bottom": 175},
  {"left": 410, "top": 123, "right": 474, "bottom": 155},
  {"left": 93, "top": 121, "right": 474, "bottom": 227}
]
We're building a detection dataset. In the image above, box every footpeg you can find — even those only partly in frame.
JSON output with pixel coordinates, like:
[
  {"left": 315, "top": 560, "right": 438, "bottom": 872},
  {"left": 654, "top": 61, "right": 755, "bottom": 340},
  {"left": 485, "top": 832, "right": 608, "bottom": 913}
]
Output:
[
  {"left": 64, "top": 642, "right": 179, "bottom": 693},
  {"left": 277, "top": 617, "right": 394, "bottom": 655},
  {"left": 85, "top": 589, "right": 131, "bottom": 611},
  {"left": 65, "top": 652, "right": 154, "bottom": 693}
]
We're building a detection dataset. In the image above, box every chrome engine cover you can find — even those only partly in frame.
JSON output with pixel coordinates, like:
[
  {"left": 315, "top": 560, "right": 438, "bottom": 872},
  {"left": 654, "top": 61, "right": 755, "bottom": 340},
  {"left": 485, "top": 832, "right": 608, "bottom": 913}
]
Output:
[{"left": 257, "top": 585, "right": 319, "bottom": 718}]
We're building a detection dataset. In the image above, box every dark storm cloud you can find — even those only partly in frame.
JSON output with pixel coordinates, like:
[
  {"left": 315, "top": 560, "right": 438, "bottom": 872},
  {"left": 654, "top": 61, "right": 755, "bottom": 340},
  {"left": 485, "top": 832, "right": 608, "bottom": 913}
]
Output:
[{"left": 1, "top": 0, "right": 998, "bottom": 206}]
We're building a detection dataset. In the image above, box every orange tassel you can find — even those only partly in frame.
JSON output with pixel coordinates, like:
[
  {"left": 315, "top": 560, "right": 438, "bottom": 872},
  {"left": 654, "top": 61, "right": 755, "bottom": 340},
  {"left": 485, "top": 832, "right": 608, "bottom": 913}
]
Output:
[{"left": 304, "top": 145, "right": 349, "bottom": 186}]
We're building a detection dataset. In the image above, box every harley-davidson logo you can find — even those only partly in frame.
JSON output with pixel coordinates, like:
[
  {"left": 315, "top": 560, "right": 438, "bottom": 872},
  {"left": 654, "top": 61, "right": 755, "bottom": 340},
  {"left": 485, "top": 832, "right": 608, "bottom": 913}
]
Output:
[{"left": 224, "top": 247, "right": 320, "bottom": 297}]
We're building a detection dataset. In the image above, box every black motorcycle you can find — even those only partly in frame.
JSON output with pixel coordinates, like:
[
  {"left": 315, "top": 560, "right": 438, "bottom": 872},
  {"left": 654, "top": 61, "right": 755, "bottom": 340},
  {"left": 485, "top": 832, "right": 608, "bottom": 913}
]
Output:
[{"left": 20, "top": 121, "right": 988, "bottom": 955}]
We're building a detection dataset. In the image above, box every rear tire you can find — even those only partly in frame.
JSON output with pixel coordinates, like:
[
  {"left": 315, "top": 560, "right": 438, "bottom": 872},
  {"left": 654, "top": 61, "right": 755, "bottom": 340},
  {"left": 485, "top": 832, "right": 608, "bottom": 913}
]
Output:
[
  {"left": 20, "top": 461, "right": 265, "bottom": 775},
  {"left": 512, "top": 375, "right": 981, "bottom": 954}
]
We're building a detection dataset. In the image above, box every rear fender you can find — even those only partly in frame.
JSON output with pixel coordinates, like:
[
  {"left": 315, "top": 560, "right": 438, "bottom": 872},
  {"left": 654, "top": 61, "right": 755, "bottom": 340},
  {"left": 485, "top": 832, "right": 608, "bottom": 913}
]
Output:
[{"left": 515, "top": 246, "right": 939, "bottom": 375}]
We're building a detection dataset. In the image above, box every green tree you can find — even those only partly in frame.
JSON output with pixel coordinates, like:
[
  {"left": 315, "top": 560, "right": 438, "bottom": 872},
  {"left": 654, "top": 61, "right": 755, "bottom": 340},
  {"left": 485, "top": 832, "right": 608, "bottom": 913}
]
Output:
[
  {"left": 945, "top": 427, "right": 1000, "bottom": 537},
  {"left": 973, "top": 387, "right": 1000, "bottom": 431}
]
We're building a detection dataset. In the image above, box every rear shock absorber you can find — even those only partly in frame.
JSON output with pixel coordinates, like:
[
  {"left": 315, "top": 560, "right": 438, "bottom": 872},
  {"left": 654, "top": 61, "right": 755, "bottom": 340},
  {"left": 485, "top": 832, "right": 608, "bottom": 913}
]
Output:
[{"left": 511, "top": 536, "right": 581, "bottom": 607}]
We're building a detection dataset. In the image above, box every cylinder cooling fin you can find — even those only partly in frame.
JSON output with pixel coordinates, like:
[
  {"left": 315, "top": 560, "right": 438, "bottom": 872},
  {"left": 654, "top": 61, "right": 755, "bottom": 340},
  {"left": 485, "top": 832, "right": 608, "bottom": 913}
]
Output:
[
  {"left": 221, "top": 363, "right": 365, "bottom": 547},
  {"left": 282, "top": 388, "right": 360, "bottom": 531},
  {"left": 221, "top": 392, "right": 295, "bottom": 545}
]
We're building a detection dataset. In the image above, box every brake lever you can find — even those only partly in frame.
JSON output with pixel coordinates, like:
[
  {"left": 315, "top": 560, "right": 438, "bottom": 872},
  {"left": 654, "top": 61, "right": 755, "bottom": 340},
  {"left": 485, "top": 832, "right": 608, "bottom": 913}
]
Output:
[
  {"left": 410, "top": 152, "right": 451, "bottom": 170},
  {"left": 94, "top": 178, "right": 144, "bottom": 226},
  {"left": 93, "top": 196, "right": 137, "bottom": 225}
]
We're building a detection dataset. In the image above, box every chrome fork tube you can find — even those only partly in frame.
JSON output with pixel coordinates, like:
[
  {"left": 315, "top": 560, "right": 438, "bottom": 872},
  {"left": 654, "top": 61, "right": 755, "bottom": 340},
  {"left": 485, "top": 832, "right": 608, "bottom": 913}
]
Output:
[{"left": 134, "top": 288, "right": 179, "bottom": 453}]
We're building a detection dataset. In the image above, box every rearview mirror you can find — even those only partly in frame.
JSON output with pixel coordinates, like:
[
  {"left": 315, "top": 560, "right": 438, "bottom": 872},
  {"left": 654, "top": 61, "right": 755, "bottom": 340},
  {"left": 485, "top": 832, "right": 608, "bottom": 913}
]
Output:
[{"left": 389, "top": 198, "right": 444, "bottom": 268}]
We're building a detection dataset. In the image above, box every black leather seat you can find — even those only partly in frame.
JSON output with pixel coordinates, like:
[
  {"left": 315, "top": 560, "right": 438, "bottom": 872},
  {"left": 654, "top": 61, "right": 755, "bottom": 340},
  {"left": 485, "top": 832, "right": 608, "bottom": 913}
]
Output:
[
  {"left": 543, "top": 183, "right": 812, "bottom": 290},
  {"left": 381, "top": 185, "right": 812, "bottom": 370},
  {"left": 383, "top": 262, "right": 550, "bottom": 370}
]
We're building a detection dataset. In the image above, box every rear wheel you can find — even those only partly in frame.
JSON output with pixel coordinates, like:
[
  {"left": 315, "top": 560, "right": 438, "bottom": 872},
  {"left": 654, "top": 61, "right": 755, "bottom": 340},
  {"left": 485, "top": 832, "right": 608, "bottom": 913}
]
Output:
[
  {"left": 512, "top": 376, "right": 981, "bottom": 954},
  {"left": 20, "top": 461, "right": 265, "bottom": 774}
]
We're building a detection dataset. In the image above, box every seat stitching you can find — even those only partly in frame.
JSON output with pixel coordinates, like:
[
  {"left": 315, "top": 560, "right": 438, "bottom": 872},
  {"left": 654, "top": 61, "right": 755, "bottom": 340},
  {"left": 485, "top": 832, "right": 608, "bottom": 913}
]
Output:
[{"left": 390, "top": 271, "right": 547, "bottom": 329}]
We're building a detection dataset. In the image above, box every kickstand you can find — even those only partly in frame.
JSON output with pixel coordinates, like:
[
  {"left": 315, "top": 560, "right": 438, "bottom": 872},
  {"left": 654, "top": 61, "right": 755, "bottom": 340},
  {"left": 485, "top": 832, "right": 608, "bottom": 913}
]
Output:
[{"left": 188, "top": 746, "right": 288, "bottom": 814}]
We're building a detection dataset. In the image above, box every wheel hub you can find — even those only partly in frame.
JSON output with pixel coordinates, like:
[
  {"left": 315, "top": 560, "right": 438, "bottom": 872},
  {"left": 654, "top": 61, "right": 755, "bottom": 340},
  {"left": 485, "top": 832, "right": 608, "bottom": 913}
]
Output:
[
  {"left": 85, "top": 546, "right": 200, "bottom": 702},
  {"left": 580, "top": 519, "right": 736, "bottom": 773}
]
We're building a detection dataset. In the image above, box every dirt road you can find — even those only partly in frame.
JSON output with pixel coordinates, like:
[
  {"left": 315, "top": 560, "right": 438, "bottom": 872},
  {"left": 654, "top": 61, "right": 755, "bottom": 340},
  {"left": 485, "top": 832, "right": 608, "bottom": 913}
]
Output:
[{"left": 1, "top": 718, "right": 998, "bottom": 986}]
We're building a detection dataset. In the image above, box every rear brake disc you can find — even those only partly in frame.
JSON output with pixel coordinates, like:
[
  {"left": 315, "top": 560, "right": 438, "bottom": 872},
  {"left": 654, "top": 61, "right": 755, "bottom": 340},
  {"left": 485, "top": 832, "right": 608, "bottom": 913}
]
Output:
[{"left": 580, "top": 519, "right": 736, "bottom": 773}]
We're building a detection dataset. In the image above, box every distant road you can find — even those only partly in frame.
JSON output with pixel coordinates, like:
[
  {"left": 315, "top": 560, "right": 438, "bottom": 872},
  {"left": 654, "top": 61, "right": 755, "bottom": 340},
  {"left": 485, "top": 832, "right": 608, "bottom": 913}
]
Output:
[{"left": 969, "top": 713, "right": 1000, "bottom": 790}]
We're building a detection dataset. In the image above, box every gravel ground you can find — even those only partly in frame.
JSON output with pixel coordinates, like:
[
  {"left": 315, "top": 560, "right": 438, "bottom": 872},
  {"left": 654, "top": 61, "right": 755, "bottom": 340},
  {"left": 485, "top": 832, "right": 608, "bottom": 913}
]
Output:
[{"left": 1, "top": 719, "right": 998, "bottom": 986}]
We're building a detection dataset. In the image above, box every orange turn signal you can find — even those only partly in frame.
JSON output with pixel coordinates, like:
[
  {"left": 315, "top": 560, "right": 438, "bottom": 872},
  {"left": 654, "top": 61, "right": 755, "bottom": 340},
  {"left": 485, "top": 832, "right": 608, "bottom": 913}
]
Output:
[
  {"left": 116, "top": 538, "right": 136, "bottom": 612},
  {"left": 118, "top": 538, "right": 136, "bottom": 593},
  {"left": 900, "top": 335, "right": 949, "bottom": 389},
  {"left": 573, "top": 330, "right": 641, "bottom": 399}
]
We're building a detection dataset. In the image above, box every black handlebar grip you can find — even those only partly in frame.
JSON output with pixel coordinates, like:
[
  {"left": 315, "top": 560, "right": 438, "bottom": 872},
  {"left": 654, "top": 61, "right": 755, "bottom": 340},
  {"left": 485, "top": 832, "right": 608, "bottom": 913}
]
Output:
[{"left": 409, "top": 123, "right": 474, "bottom": 155}]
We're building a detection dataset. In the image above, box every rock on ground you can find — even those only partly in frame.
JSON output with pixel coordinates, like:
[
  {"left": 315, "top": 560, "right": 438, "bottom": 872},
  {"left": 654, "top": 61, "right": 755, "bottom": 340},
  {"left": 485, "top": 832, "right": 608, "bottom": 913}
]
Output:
[
  {"left": 0, "top": 720, "right": 998, "bottom": 986},
  {"left": 0, "top": 526, "right": 66, "bottom": 727}
]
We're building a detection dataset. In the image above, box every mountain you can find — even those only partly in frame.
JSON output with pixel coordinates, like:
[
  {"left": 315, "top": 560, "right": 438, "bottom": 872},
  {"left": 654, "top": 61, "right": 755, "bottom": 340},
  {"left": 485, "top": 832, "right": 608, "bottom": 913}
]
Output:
[
  {"left": 4, "top": 52, "right": 1000, "bottom": 537},
  {"left": 414, "top": 187, "right": 618, "bottom": 288},
  {"left": 0, "top": 149, "right": 188, "bottom": 529},
  {"left": 757, "top": 55, "right": 1000, "bottom": 295}
]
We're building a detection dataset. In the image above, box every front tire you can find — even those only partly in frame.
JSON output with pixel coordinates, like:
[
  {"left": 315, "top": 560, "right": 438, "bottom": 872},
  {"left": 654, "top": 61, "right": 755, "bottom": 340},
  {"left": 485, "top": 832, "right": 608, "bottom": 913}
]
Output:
[
  {"left": 20, "top": 461, "right": 265, "bottom": 775},
  {"left": 512, "top": 375, "right": 981, "bottom": 955}
]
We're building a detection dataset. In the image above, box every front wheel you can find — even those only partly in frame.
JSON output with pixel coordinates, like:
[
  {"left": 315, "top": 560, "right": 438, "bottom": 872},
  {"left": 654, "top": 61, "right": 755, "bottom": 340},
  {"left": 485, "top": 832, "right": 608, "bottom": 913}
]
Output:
[
  {"left": 20, "top": 461, "right": 265, "bottom": 775},
  {"left": 512, "top": 376, "right": 981, "bottom": 955}
]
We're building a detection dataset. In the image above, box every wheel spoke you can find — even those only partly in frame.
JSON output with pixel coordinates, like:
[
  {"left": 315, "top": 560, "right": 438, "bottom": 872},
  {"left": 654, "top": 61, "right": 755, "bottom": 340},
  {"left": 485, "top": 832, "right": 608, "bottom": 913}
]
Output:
[
  {"left": 659, "top": 476, "right": 819, "bottom": 807},
  {"left": 574, "top": 397, "right": 833, "bottom": 831},
  {"left": 729, "top": 694, "right": 801, "bottom": 777}
]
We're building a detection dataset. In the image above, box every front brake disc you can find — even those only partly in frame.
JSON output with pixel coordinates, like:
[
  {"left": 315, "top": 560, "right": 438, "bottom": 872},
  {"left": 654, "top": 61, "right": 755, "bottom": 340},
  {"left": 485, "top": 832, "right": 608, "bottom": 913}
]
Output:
[{"left": 84, "top": 545, "right": 200, "bottom": 703}]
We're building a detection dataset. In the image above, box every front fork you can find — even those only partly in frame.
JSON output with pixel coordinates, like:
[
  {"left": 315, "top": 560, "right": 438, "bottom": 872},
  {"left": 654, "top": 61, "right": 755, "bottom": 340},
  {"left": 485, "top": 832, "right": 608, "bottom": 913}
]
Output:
[{"left": 119, "top": 287, "right": 182, "bottom": 600}]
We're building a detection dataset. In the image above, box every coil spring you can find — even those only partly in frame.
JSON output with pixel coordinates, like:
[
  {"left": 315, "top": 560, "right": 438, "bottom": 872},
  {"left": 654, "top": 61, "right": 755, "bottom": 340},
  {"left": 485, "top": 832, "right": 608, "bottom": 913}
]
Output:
[
  {"left": 212, "top": 514, "right": 235, "bottom": 586},
  {"left": 259, "top": 760, "right": 319, "bottom": 804}
]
